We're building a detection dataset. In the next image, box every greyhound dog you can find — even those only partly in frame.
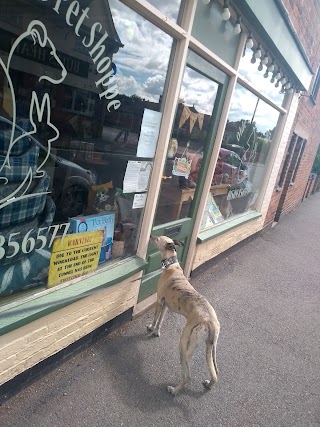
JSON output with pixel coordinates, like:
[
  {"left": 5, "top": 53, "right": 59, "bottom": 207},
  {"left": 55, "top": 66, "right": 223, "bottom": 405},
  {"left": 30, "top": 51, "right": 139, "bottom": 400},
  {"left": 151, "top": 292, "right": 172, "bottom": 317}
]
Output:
[{"left": 148, "top": 235, "right": 220, "bottom": 396}]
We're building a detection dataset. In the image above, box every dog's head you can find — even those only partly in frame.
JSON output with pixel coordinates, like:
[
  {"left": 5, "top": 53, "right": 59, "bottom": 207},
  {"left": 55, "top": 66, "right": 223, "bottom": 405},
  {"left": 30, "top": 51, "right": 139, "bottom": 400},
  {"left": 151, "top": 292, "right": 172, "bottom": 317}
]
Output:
[{"left": 150, "top": 235, "right": 184, "bottom": 258}]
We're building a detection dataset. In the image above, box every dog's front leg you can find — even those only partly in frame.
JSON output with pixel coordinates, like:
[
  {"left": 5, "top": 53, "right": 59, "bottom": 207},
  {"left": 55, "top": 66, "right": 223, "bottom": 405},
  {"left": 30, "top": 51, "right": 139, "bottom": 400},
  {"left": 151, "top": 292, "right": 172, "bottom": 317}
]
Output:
[
  {"left": 147, "top": 298, "right": 166, "bottom": 337},
  {"left": 153, "top": 304, "right": 167, "bottom": 336}
]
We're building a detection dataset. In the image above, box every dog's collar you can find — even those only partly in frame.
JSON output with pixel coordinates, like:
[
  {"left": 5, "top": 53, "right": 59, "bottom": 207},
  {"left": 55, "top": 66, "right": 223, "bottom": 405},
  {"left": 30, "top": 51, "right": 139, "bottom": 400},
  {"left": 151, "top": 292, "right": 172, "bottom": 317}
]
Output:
[{"left": 161, "top": 255, "right": 178, "bottom": 269}]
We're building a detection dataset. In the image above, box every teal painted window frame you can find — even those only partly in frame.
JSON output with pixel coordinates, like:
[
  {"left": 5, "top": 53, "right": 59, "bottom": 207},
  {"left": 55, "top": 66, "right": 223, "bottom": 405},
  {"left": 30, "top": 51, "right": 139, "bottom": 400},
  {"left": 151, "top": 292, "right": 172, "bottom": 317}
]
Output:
[{"left": 197, "top": 211, "right": 261, "bottom": 243}]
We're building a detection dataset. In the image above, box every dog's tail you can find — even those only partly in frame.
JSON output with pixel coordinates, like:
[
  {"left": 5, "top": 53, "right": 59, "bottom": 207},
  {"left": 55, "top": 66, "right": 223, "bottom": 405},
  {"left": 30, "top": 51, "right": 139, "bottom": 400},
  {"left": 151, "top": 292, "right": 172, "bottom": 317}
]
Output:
[{"left": 206, "top": 321, "right": 220, "bottom": 383}]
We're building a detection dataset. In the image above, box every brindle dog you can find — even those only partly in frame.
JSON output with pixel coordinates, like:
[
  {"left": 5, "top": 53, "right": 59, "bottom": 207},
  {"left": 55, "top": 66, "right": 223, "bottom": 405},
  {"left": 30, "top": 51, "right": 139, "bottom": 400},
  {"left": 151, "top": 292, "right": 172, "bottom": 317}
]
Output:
[{"left": 148, "top": 235, "right": 220, "bottom": 396}]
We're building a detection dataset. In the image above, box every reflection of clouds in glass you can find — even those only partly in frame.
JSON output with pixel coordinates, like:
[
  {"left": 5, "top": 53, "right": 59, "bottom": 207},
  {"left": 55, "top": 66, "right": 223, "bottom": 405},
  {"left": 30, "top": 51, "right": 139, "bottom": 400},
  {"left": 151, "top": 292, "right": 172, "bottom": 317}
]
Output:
[
  {"left": 228, "top": 85, "right": 279, "bottom": 133},
  {"left": 109, "top": 0, "right": 172, "bottom": 101},
  {"left": 180, "top": 68, "right": 218, "bottom": 115},
  {"left": 143, "top": 75, "right": 165, "bottom": 95},
  {"left": 116, "top": 72, "right": 139, "bottom": 97},
  {"left": 239, "top": 53, "right": 285, "bottom": 106},
  {"left": 146, "top": 0, "right": 182, "bottom": 21},
  {"left": 255, "top": 102, "right": 279, "bottom": 133}
]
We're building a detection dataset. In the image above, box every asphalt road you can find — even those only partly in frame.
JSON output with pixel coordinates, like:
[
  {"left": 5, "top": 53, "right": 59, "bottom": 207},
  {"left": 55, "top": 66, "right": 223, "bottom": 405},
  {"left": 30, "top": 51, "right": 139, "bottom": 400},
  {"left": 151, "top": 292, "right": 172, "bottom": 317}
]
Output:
[{"left": 1, "top": 194, "right": 320, "bottom": 427}]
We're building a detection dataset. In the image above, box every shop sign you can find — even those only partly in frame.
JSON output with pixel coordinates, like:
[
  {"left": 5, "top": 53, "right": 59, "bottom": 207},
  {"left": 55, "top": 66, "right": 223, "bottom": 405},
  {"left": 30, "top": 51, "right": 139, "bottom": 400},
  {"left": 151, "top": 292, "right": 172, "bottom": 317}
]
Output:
[
  {"left": 0, "top": 223, "right": 70, "bottom": 262},
  {"left": 227, "top": 186, "right": 250, "bottom": 200},
  {"left": 48, "top": 229, "right": 103, "bottom": 287}
]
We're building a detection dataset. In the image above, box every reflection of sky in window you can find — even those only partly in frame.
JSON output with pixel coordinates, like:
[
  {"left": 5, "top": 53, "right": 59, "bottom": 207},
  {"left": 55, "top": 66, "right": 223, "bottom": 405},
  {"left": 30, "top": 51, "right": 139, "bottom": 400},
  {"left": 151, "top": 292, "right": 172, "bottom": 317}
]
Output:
[
  {"left": 239, "top": 51, "right": 285, "bottom": 106},
  {"left": 228, "top": 84, "right": 279, "bottom": 134},
  {"left": 146, "top": 0, "right": 182, "bottom": 22},
  {"left": 180, "top": 67, "right": 219, "bottom": 115},
  {"left": 109, "top": 0, "right": 173, "bottom": 102}
]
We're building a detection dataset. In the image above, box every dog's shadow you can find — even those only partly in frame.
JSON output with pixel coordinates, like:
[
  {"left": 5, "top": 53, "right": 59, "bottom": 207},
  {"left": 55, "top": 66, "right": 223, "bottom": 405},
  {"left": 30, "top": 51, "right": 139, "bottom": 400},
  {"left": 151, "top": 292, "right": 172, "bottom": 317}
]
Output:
[{"left": 98, "top": 318, "right": 207, "bottom": 414}]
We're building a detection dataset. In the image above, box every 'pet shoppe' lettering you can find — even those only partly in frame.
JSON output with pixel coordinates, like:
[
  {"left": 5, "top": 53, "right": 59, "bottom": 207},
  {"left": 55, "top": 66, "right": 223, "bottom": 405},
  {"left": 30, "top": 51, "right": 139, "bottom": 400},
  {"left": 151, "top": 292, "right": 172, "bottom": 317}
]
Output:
[{"left": 46, "top": 0, "right": 121, "bottom": 112}]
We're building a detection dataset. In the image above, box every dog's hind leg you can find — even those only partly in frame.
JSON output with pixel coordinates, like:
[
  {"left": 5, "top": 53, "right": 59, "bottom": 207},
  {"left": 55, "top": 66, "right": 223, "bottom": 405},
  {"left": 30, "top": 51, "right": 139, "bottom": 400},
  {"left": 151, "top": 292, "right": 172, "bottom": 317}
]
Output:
[
  {"left": 203, "top": 324, "right": 220, "bottom": 389},
  {"left": 147, "top": 298, "right": 167, "bottom": 336},
  {"left": 167, "top": 322, "right": 203, "bottom": 396}
]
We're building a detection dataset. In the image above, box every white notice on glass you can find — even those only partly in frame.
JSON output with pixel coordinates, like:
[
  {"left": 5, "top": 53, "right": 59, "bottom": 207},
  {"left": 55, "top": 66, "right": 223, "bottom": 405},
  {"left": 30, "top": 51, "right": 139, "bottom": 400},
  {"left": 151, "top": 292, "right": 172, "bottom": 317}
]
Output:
[
  {"left": 123, "top": 161, "right": 153, "bottom": 193},
  {"left": 136, "top": 109, "right": 162, "bottom": 158},
  {"left": 132, "top": 193, "right": 147, "bottom": 209}
]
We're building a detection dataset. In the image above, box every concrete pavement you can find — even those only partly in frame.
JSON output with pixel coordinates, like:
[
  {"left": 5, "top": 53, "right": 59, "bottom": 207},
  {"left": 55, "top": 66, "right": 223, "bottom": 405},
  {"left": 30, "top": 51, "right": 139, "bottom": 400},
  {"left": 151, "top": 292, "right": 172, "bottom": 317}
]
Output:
[{"left": 1, "top": 193, "right": 320, "bottom": 427}]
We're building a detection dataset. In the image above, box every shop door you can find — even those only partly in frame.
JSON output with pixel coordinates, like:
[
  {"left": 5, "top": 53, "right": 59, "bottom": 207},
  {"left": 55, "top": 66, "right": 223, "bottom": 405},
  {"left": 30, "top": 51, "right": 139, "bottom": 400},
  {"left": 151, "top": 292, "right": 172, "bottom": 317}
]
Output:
[{"left": 138, "top": 51, "right": 228, "bottom": 302}]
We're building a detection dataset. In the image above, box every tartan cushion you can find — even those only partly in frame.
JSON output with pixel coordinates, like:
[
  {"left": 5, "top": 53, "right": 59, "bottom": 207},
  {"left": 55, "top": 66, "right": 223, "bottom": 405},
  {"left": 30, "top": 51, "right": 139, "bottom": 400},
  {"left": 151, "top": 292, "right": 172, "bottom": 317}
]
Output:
[
  {"left": 0, "top": 173, "right": 50, "bottom": 228},
  {"left": 0, "top": 139, "right": 39, "bottom": 182},
  {"left": 0, "top": 121, "right": 34, "bottom": 156}
]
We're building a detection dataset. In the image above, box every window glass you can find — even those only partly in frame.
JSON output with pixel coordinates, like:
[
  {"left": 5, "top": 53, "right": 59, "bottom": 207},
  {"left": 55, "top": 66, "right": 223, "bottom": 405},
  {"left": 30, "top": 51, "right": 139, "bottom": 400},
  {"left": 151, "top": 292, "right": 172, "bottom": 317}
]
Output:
[
  {"left": 0, "top": 0, "right": 173, "bottom": 298},
  {"left": 200, "top": 83, "right": 280, "bottom": 230},
  {"left": 146, "top": 0, "right": 182, "bottom": 23},
  {"left": 239, "top": 50, "right": 285, "bottom": 106},
  {"left": 192, "top": 0, "right": 240, "bottom": 67},
  {"left": 154, "top": 51, "right": 223, "bottom": 226}
]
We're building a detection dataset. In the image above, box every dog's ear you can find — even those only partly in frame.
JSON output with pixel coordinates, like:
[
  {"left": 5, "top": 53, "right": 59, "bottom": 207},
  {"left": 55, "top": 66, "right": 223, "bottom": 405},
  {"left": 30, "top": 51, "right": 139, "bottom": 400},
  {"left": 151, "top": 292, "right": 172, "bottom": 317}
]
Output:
[
  {"left": 165, "top": 242, "right": 176, "bottom": 251},
  {"left": 173, "top": 239, "right": 184, "bottom": 247}
]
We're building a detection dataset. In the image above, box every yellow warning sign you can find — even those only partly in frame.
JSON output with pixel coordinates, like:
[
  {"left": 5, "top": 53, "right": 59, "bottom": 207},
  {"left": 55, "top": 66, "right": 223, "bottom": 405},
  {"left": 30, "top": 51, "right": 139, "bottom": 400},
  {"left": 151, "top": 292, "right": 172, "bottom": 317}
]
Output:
[{"left": 48, "top": 230, "right": 104, "bottom": 288}]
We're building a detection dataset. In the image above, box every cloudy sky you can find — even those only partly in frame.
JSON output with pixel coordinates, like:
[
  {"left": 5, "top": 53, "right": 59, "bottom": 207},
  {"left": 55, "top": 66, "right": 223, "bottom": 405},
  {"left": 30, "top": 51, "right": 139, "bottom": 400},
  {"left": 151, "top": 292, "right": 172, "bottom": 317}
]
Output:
[
  {"left": 109, "top": 0, "right": 173, "bottom": 101},
  {"left": 109, "top": 0, "right": 281, "bottom": 133},
  {"left": 228, "top": 84, "right": 280, "bottom": 134}
]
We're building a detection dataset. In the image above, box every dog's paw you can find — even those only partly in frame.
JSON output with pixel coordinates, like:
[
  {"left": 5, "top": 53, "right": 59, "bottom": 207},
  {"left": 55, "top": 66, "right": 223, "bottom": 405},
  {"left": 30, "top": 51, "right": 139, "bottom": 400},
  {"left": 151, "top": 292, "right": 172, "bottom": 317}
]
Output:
[
  {"left": 147, "top": 326, "right": 160, "bottom": 337},
  {"left": 202, "top": 380, "right": 213, "bottom": 389},
  {"left": 167, "top": 385, "right": 178, "bottom": 396}
]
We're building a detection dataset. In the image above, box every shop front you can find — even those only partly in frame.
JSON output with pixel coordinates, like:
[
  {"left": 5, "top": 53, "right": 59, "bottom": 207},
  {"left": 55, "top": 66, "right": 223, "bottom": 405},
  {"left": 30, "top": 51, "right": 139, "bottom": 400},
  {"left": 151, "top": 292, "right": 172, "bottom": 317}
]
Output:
[{"left": 0, "top": 0, "right": 313, "bottom": 388}]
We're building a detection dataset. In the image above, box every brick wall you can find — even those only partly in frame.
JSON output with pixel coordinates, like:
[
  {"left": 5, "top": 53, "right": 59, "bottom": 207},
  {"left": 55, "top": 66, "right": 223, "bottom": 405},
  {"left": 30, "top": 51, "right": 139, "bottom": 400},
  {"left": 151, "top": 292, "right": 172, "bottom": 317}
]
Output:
[
  {"left": 265, "top": 0, "right": 320, "bottom": 225},
  {"left": 0, "top": 277, "right": 140, "bottom": 387}
]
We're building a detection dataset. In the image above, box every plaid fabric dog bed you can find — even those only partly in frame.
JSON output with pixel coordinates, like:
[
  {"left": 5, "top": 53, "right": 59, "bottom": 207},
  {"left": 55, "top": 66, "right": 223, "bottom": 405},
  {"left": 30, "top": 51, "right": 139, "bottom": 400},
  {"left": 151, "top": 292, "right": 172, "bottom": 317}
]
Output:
[
  {"left": 0, "top": 118, "right": 33, "bottom": 156},
  {"left": 0, "top": 173, "right": 50, "bottom": 228},
  {"left": 0, "top": 136, "right": 39, "bottom": 182}
]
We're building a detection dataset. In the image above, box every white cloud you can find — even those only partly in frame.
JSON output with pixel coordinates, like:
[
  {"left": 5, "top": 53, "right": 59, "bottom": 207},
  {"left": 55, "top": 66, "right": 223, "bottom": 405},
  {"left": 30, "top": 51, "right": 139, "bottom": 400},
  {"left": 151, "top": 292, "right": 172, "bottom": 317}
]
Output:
[
  {"left": 116, "top": 72, "right": 139, "bottom": 97},
  {"left": 143, "top": 75, "right": 165, "bottom": 95},
  {"left": 179, "top": 67, "right": 219, "bottom": 114}
]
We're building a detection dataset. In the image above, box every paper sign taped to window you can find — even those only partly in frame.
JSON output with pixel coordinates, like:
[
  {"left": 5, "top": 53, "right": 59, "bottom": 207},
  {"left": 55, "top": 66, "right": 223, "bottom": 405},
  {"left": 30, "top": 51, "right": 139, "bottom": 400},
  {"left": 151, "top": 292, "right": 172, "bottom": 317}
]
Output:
[
  {"left": 136, "top": 109, "right": 162, "bottom": 158},
  {"left": 123, "top": 161, "right": 152, "bottom": 193},
  {"left": 132, "top": 193, "right": 147, "bottom": 209}
]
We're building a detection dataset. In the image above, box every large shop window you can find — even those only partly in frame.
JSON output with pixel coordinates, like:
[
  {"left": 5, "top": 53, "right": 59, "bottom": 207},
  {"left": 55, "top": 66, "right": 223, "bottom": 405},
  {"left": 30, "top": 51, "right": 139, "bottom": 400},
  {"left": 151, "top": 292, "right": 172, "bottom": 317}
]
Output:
[
  {"left": 154, "top": 51, "right": 226, "bottom": 225},
  {"left": 200, "top": 83, "right": 279, "bottom": 230},
  {"left": 0, "top": 0, "right": 173, "bottom": 298}
]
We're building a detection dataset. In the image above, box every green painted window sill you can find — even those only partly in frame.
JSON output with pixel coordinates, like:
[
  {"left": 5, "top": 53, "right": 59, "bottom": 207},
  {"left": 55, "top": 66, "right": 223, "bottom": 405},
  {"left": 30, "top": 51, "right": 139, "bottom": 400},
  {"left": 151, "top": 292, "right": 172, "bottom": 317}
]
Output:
[
  {"left": 197, "top": 211, "right": 262, "bottom": 243},
  {"left": 0, "top": 256, "right": 147, "bottom": 336}
]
